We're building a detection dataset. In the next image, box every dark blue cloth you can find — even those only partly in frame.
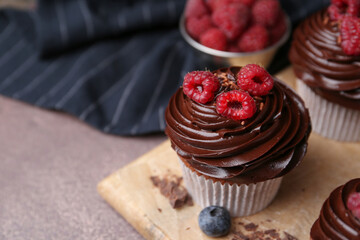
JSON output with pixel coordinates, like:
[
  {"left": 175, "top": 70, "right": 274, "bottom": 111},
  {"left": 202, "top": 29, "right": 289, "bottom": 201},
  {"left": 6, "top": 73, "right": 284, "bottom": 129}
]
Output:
[{"left": 0, "top": 0, "right": 330, "bottom": 135}]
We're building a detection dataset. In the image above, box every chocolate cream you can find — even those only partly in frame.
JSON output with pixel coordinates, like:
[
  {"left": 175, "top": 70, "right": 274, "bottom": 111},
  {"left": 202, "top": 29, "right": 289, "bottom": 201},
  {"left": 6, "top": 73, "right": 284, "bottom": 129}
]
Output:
[
  {"left": 165, "top": 67, "right": 311, "bottom": 183},
  {"left": 289, "top": 10, "right": 360, "bottom": 110},
  {"left": 310, "top": 178, "right": 360, "bottom": 240}
]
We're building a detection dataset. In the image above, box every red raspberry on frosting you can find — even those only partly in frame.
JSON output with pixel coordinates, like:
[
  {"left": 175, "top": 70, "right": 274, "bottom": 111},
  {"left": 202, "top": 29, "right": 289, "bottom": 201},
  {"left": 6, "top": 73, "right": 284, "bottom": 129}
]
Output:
[
  {"left": 186, "top": 15, "right": 213, "bottom": 40},
  {"left": 212, "top": 3, "right": 250, "bottom": 41},
  {"left": 340, "top": 16, "right": 360, "bottom": 56},
  {"left": 183, "top": 71, "right": 220, "bottom": 104},
  {"left": 252, "top": 0, "right": 281, "bottom": 27},
  {"left": 185, "top": 0, "right": 209, "bottom": 18},
  {"left": 216, "top": 90, "right": 256, "bottom": 121},
  {"left": 328, "top": 4, "right": 345, "bottom": 21},
  {"left": 200, "top": 28, "right": 227, "bottom": 51},
  {"left": 237, "top": 64, "right": 274, "bottom": 96},
  {"left": 328, "top": 0, "right": 360, "bottom": 20},
  {"left": 238, "top": 25, "right": 269, "bottom": 52},
  {"left": 347, "top": 192, "right": 360, "bottom": 219},
  {"left": 347, "top": 0, "right": 360, "bottom": 17}
]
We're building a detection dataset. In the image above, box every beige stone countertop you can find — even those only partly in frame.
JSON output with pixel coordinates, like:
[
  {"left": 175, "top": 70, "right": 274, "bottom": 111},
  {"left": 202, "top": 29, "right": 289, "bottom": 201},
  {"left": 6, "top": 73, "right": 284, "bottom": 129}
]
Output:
[{"left": 0, "top": 95, "right": 163, "bottom": 239}]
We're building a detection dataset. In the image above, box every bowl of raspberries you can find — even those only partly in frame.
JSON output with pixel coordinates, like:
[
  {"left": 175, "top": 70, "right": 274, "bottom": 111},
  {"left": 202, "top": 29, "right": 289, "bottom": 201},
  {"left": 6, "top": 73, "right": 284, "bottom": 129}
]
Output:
[{"left": 180, "top": 0, "right": 290, "bottom": 68}]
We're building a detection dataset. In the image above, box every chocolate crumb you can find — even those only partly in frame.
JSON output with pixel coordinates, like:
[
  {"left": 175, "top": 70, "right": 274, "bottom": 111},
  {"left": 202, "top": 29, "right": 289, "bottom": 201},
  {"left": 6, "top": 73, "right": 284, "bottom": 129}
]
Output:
[
  {"left": 284, "top": 232, "right": 298, "bottom": 240},
  {"left": 186, "top": 227, "right": 190, "bottom": 230},
  {"left": 266, "top": 219, "right": 272, "bottom": 222},
  {"left": 150, "top": 174, "right": 193, "bottom": 209},
  {"left": 260, "top": 102, "right": 264, "bottom": 111},
  {"left": 232, "top": 225, "right": 287, "bottom": 240},
  {"left": 157, "top": 208, "right": 162, "bottom": 213},
  {"left": 232, "top": 230, "right": 250, "bottom": 240},
  {"left": 244, "top": 223, "right": 258, "bottom": 232},
  {"left": 254, "top": 96, "right": 263, "bottom": 101},
  {"left": 265, "top": 229, "right": 280, "bottom": 238}
]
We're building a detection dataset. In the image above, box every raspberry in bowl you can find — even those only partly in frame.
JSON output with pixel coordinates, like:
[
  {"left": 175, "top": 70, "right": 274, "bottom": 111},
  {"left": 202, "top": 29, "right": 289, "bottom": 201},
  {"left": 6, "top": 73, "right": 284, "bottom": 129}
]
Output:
[
  {"left": 165, "top": 64, "right": 311, "bottom": 217},
  {"left": 180, "top": 0, "right": 290, "bottom": 68}
]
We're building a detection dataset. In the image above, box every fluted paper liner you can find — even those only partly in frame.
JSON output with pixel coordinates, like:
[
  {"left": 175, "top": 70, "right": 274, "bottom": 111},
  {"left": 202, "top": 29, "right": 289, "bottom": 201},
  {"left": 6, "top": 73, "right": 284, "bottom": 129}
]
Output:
[
  {"left": 178, "top": 159, "right": 282, "bottom": 217},
  {"left": 297, "top": 79, "right": 360, "bottom": 142}
]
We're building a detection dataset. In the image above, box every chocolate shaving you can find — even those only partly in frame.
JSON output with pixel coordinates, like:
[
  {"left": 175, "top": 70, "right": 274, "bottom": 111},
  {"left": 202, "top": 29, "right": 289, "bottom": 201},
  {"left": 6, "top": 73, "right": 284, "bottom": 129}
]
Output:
[
  {"left": 265, "top": 229, "right": 281, "bottom": 239},
  {"left": 232, "top": 230, "right": 250, "bottom": 240},
  {"left": 260, "top": 102, "right": 264, "bottom": 111},
  {"left": 150, "top": 175, "right": 193, "bottom": 209},
  {"left": 232, "top": 225, "right": 295, "bottom": 240},
  {"left": 244, "top": 223, "right": 259, "bottom": 232}
]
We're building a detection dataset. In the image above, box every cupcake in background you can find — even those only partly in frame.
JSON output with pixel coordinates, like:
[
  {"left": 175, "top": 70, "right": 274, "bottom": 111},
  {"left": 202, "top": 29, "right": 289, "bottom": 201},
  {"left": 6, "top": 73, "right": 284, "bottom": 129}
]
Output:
[
  {"left": 310, "top": 178, "right": 360, "bottom": 239},
  {"left": 165, "top": 64, "right": 311, "bottom": 217},
  {"left": 289, "top": 0, "right": 360, "bottom": 141}
]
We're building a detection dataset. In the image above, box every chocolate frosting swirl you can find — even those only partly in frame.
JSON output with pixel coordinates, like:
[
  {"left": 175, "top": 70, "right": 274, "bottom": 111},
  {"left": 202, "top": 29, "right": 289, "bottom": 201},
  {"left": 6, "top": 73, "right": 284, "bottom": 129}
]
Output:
[
  {"left": 310, "top": 178, "right": 360, "bottom": 240},
  {"left": 289, "top": 10, "right": 360, "bottom": 110},
  {"left": 165, "top": 67, "right": 311, "bottom": 183}
]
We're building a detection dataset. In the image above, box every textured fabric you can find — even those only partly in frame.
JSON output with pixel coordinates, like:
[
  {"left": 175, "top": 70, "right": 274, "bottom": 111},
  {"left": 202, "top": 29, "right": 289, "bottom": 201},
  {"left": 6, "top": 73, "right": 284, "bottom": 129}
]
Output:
[{"left": 0, "top": 0, "right": 330, "bottom": 135}]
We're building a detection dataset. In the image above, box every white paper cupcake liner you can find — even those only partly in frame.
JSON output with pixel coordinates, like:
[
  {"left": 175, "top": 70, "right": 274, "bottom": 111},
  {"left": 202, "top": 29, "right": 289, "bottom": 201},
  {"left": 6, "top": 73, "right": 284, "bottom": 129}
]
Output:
[
  {"left": 297, "top": 79, "right": 360, "bottom": 142},
  {"left": 178, "top": 159, "right": 282, "bottom": 217}
]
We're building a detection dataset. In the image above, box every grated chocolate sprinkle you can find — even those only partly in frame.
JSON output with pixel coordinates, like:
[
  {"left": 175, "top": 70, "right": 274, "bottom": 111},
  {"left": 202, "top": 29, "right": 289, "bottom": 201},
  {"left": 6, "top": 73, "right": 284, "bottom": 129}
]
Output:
[{"left": 150, "top": 174, "right": 193, "bottom": 209}]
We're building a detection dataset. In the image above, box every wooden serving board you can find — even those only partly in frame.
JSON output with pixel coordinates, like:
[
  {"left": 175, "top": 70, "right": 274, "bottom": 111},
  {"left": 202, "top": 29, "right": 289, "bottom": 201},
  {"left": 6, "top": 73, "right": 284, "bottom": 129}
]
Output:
[{"left": 97, "top": 68, "right": 360, "bottom": 240}]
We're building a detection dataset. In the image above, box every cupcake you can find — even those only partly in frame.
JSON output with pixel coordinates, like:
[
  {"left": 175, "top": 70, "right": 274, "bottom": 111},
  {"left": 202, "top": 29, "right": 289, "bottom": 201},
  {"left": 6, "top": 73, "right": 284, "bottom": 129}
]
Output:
[
  {"left": 165, "top": 64, "right": 311, "bottom": 217},
  {"left": 289, "top": 1, "right": 360, "bottom": 142},
  {"left": 310, "top": 178, "right": 360, "bottom": 239}
]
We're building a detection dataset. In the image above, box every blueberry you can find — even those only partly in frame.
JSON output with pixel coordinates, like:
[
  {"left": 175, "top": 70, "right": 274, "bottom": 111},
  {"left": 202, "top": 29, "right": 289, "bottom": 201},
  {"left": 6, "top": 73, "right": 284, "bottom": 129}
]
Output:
[{"left": 198, "top": 206, "right": 231, "bottom": 237}]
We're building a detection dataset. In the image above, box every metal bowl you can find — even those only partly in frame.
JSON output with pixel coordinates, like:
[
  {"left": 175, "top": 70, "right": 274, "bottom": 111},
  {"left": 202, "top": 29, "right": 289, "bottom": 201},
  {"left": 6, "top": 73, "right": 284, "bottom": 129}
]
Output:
[{"left": 179, "top": 14, "right": 291, "bottom": 68}]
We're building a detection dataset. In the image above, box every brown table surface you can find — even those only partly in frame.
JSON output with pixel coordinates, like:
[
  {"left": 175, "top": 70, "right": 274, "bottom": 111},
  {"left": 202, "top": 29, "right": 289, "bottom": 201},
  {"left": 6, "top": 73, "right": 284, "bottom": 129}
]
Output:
[{"left": 0, "top": 95, "right": 164, "bottom": 239}]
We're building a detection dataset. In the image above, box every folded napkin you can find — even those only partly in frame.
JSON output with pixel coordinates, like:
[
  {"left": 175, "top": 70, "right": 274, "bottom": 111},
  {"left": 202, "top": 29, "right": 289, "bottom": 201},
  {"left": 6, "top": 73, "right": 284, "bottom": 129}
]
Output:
[{"left": 0, "top": 0, "right": 329, "bottom": 135}]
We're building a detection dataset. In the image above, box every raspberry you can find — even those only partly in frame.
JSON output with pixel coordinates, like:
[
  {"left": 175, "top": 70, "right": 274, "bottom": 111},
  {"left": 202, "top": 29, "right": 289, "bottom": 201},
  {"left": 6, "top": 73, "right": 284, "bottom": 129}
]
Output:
[
  {"left": 252, "top": 0, "right": 281, "bottom": 27},
  {"left": 207, "top": 0, "right": 233, "bottom": 11},
  {"left": 228, "top": 44, "right": 241, "bottom": 52},
  {"left": 212, "top": 3, "right": 250, "bottom": 41},
  {"left": 340, "top": 16, "right": 360, "bottom": 56},
  {"left": 186, "top": 15, "right": 213, "bottom": 40},
  {"left": 208, "top": 0, "right": 255, "bottom": 11},
  {"left": 269, "top": 13, "right": 287, "bottom": 44},
  {"left": 237, "top": 64, "right": 274, "bottom": 96},
  {"left": 328, "top": 4, "right": 345, "bottom": 21},
  {"left": 347, "top": 192, "right": 360, "bottom": 218},
  {"left": 239, "top": 0, "right": 257, "bottom": 7},
  {"left": 238, "top": 25, "right": 269, "bottom": 52},
  {"left": 185, "top": 0, "right": 209, "bottom": 18},
  {"left": 329, "top": 0, "right": 360, "bottom": 20},
  {"left": 216, "top": 90, "right": 256, "bottom": 121},
  {"left": 347, "top": 0, "right": 360, "bottom": 17},
  {"left": 183, "top": 71, "right": 220, "bottom": 104},
  {"left": 200, "top": 28, "right": 227, "bottom": 51},
  {"left": 332, "top": 0, "right": 346, "bottom": 7}
]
